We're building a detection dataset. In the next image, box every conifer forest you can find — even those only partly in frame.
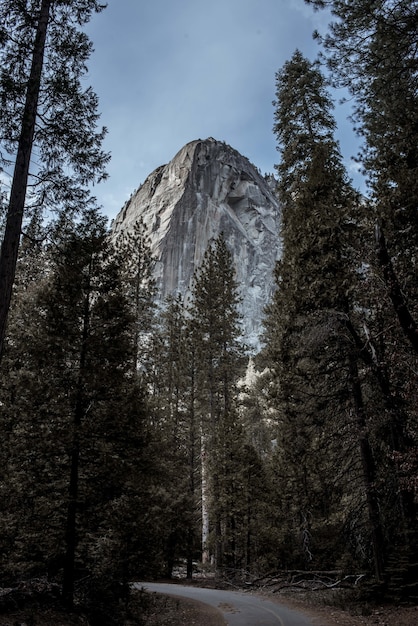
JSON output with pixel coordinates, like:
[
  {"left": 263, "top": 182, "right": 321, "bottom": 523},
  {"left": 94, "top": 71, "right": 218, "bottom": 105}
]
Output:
[{"left": 0, "top": 0, "right": 417, "bottom": 622}]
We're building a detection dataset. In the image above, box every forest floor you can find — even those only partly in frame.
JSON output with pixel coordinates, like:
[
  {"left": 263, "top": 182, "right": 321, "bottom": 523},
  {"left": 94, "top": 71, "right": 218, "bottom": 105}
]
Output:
[
  {"left": 268, "top": 590, "right": 418, "bottom": 626},
  {"left": 1, "top": 580, "right": 418, "bottom": 625}
]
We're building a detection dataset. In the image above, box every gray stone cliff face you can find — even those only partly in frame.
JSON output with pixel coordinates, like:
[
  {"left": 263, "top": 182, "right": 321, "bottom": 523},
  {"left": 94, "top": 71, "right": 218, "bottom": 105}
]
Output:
[{"left": 111, "top": 137, "right": 282, "bottom": 350}]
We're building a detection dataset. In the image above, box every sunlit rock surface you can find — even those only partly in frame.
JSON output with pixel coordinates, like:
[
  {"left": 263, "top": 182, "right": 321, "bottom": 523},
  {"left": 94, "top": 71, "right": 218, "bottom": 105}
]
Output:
[{"left": 111, "top": 138, "right": 282, "bottom": 350}]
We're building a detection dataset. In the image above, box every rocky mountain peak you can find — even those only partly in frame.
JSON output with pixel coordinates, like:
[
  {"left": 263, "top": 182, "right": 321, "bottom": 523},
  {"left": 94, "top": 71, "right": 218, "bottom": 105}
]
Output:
[{"left": 111, "top": 137, "right": 282, "bottom": 350}]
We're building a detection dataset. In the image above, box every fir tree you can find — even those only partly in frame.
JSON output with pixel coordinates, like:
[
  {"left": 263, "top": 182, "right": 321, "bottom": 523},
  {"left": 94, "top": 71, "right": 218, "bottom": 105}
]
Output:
[
  {"left": 0, "top": 0, "right": 109, "bottom": 361},
  {"left": 147, "top": 294, "right": 201, "bottom": 579},
  {"left": 305, "top": 0, "right": 418, "bottom": 594},
  {"left": 266, "top": 50, "right": 385, "bottom": 577},
  {"left": 189, "top": 234, "right": 245, "bottom": 571},
  {"left": 113, "top": 217, "right": 157, "bottom": 373},
  {"left": 0, "top": 209, "right": 160, "bottom": 609},
  {"left": 305, "top": 0, "right": 418, "bottom": 349}
]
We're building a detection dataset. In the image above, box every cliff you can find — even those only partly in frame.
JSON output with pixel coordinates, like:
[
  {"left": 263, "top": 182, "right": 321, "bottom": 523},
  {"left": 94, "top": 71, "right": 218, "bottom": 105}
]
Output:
[{"left": 111, "top": 137, "right": 282, "bottom": 349}]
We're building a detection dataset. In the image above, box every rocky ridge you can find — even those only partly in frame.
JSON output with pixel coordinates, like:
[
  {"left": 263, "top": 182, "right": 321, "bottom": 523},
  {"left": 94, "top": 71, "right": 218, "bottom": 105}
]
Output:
[{"left": 111, "top": 137, "right": 282, "bottom": 349}]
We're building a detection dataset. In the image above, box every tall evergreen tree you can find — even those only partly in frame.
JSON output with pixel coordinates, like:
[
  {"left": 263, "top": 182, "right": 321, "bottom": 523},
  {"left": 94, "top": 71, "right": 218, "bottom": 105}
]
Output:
[
  {"left": 113, "top": 217, "right": 157, "bottom": 372},
  {"left": 266, "top": 50, "right": 386, "bottom": 577},
  {"left": 305, "top": 0, "right": 418, "bottom": 349},
  {"left": 0, "top": 209, "right": 161, "bottom": 610},
  {"left": 146, "top": 294, "right": 201, "bottom": 579},
  {"left": 305, "top": 0, "right": 418, "bottom": 593},
  {"left": 189, "top": 234, "right": 245, "bottom": 571},
  {"left": 0, "top": 0, "right": 109, "bottom": 360}
]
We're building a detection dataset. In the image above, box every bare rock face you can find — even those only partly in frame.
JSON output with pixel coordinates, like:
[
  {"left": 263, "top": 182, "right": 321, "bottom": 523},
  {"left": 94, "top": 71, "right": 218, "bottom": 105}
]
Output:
[{"left": 111, "top": 137, "right": 282, "bottom": 350}]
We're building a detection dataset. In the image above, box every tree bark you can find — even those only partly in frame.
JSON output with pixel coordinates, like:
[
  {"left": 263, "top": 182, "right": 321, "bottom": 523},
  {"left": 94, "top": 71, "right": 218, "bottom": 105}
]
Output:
[
  {"left": 349, "top": 354, "right": 385, "bottom": 582},
  {"left": 186, "top": 373, "right": 196, "bottom": 579},
  {"left": 62, "top": 416, "right": 81, "bottom": 608},
  {"left": 201, "top": 436, "right": 210, "bottom": 565},
  {"left": 62, "top": 269, "right": 91, "bottom": 607},
  {"left": 375, "top": 222, "right": 418, "bottom": 353},
  {"left": 345, "top": 310, "right": 417, "bottom": 567},
  {"left": 0, "top": 0, "right": 52, "bottom": 362}
]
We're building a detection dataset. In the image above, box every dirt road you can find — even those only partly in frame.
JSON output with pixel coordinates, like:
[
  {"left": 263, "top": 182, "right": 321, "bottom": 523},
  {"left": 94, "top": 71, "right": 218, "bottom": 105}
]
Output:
[{"left": 135, "top": 582, "right": 315, "bottom": 625}]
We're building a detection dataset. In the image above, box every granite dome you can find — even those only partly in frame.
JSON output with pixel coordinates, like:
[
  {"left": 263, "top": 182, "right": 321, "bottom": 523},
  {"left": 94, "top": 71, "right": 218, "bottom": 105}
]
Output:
[{"left": 111, "top": 138, "right": 282, "bottom": 349}]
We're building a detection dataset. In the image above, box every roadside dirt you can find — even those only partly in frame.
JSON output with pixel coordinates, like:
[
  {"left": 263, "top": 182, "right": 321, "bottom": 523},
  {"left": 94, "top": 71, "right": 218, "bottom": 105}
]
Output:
[
  {"left": 142, "top": 593, "right": 226, "bottom": 625},
  {"left": 0, "top": 592, "right": 226, "bottom": 626},
  {"left": 272, "top": 591, "right": 418, "bottom": 626},
  {"left": 139, "top": 582, "right": 418, "bottom": 626},
  {"left": 0, "top": 584, "right": 417, "bottom": 625}
]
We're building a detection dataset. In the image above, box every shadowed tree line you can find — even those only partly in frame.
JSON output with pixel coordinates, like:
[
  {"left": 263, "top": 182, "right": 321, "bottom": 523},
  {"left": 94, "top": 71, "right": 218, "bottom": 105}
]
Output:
[{"left": 0, "top": 0, "right": 417, "bottom": 621}]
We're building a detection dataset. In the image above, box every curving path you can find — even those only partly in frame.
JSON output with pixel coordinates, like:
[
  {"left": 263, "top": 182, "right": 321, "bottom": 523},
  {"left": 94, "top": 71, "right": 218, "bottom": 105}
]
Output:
[{"left": 134, "top": 582, "right": 314, "bottom": 626}]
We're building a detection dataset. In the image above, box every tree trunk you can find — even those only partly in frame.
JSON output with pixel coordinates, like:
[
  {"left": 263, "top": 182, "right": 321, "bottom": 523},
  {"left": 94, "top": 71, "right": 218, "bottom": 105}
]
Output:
[
  {"left": 62, "top": 275, "right": 91, "bottom": 607},
  {"left": 165, "top": 534, "right": 176, "bottom": 579},
  {"left": 213, "top": 471, "right": 223, "bottom": 572},
  {"left": 201, "top": 436, "right": 210, "bottom": 564},
  {"left": 187, "top": 384, "right": 196, "bottom": 579},
  {"left": 214, "top": 514, "right": 223, "bottom": 572},
  {"left": 346, "top": 315, "right": 417, "bottom": 543},
  {"left": 62, "top": 418, "right": 81, "bottom": 608},
  {"left": 375, "top": 222, "right": 418, "bottom": 353},
  {"left": 186, "top": 527, "right": 194, "bottom": 579},
  {"left": 349, "top": 354, "right": 385, "bottom": 582},
  {"left": 0, "top": 0, "right": 51, "bottom": 362}
]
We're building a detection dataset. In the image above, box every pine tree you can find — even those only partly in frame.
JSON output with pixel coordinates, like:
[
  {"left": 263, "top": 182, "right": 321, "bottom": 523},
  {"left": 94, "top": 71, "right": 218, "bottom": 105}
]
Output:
[
  {"left": 0, "top": 0, "right": 109, "bottom": 361},
  {"left": 147, "top": 294, "right": 201, "bottom": 579},
  {"left": 0, "top": 209, "right": 163, "bottom": 610},
  {"left": 113, "top": 217, "right": 157, "bottom": 372},
  {"left": 0, "top": 213, "right": 64, "bottom": 582},
  {"left": 305, "top": 0, "right": 418, "bottom": 594},
  {"left": 305, "top": 0, "right": 418, "bottom": 349},
  {"left": 266, "top": 50, "right": 386, "bottom": 577},
  {"left": 189, "top": 234, "right": 245, "bottom": 571},
  {"left": 233, "top": 361, "right": 280, "bottom": 573}
]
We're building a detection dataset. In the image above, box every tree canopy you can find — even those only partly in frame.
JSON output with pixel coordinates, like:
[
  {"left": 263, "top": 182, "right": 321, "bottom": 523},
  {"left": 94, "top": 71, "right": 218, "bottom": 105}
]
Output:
[{"left": 0, "top": 0, "right": 109, "bottom": 360}]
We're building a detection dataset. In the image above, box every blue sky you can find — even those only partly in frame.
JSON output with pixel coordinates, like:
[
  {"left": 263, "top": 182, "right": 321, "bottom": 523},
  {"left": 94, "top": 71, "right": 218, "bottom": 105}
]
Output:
[{"left": 84, "top": 0, "right": 363, "bottom": 221}]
